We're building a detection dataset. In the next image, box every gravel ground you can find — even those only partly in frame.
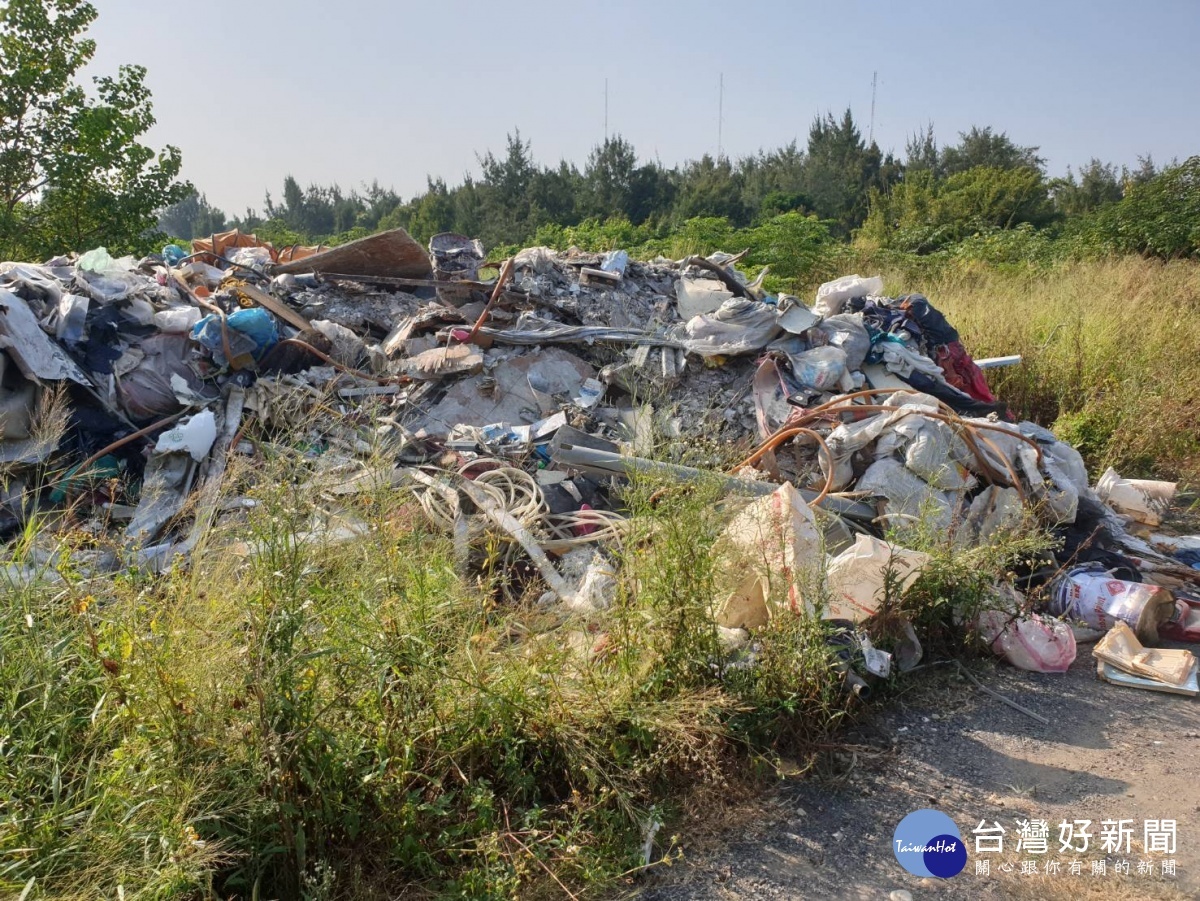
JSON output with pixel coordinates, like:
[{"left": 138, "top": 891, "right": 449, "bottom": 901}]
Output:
[{"left": 623, "top": 644, "right": 1200, "bottom": 901}]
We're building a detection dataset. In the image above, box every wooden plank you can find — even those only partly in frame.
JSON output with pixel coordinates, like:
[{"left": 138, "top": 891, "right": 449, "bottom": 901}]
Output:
[
  {"left": 235, "top": 284, "right": 312, "bottom": 332},
  {"left": 273, "top": 228, "right": 433, "bottom": 280}
]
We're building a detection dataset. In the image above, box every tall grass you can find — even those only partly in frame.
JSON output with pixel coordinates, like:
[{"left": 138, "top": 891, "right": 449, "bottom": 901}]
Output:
[
  {"left": 0, "top": 442, "right": 875, "bottom": 899},
  {"left": 3, "top": 254, "right": 1188, "bottom": 897},
  {"left": 895, "top": 258, "right": 1200, "bottom": 484}
]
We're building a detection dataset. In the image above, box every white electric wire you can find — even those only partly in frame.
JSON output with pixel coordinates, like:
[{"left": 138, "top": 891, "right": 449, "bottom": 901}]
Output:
[{"left": 409, "top": 461, "right": 628, "bottom": 553}]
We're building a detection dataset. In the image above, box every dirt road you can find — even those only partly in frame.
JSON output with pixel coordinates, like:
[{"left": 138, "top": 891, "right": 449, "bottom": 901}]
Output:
[{"left": 631, "top": 644, "right": 1199, "bottom": 901}]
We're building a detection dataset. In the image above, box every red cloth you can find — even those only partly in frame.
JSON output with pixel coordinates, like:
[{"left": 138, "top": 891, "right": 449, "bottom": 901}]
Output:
[{"left": 934, "top": 341, "right": 996, "bottom": 404}]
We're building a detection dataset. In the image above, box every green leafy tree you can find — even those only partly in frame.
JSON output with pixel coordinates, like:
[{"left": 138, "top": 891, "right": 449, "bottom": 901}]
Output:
[
  {"left": 802, "top": 109, "right": 887, "bottom": 236},
  {"left": 861, "top": 165, "right": 1053, "bottom": 252},
  {"left": 0, "top": 0, "right": 187, "bottom": 258},
  {"left": 673, "top": 155, "right": 748, "bottom": 225},
  {"left": 627, "top": 162, "right": 675, "bottom": 225},
  {"left": 406, "top": 176, "right": 455, "bottom": 243},
  {"left": 740, "top": 142, "right": 810, "bottom": 219},
  {"left": 904, "top": 123, "right": 939, "bottom": 175},
  {"left": 1124, "top": 154, "right": 1158, "bottom": 187},
  {"left": 1050, "top": 159, "right": 1123, "bottom": 216},
  {"left": 580, "top": 136, "right": 636, "bottom": 220},
  {"left": 476, "top": 129, "right": 538, "bottom": 246},
  {"left": 940, "top": 126, "right": 1044, "bottom": 175},
  {"left": 1084, "top": 156, "right": 1200, "bottom": 258},
  {"left": 157, "top": 189, "right": 227, "bottom": 240},
  {"left": 531, "top": 160, "right": 582, "bottom": 228},
  {"left": 452, "top": 175, "right": 483, "bottom": 239},
  {"left": 743, "top": 212, "right": 834, "bottom": 285}
]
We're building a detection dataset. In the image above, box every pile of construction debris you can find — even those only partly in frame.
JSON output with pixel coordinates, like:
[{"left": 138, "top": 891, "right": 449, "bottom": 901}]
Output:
[{"left": 2, "top": 228, "right": 1198, "bottom": 695}]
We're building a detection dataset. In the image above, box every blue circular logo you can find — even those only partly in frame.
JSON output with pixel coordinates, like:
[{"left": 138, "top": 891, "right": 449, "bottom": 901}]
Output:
[{"left": 893, "top": 810, "right": 966, "bottom": 878}]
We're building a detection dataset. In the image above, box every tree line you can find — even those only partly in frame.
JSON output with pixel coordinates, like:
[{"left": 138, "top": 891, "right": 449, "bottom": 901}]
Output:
[
  {"left": 162, "top": 115, "right": 1190, "bottom": 261},
  {"left": 1, "top": 0, "right": 1195, "bottom": 267}
]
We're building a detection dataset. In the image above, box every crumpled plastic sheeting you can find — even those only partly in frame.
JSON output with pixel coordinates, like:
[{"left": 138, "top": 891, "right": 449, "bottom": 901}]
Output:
[
  {"left": 817, "top": 313, "right": 871, "bottom": 371},
  {"left": 789, "top": 345, "right": 848, "bottom": 391},
  {"left": 74, "top": 267, "right": 146, "bottom": 304},
  {"left": 876, "top": 415, "right": 974, "bottom": 490},
  {"left": 0, "top": 263, "right": 66, "bottom": 308},
  {"left": 966, "top": 419, "right": 1090, "bottom": 524},
  {"left": 674, "top": 298, "right": 782, "bottom": 357},
  {"left": 858, "top": 457, "right": 956, "bottom": 532},
  {"left": 312, "top": 319, "right": 366, "bottom": 367},
  {"left": 957, "top": 485, "right": 1025, "bottom": 546},
  {"left": 813, "top": 274, "right": 883, "bottom": 318},
  {"left": 820, "top": 394, "right": 942, "bottom": 490},
  {"left": 116, "top": 334, "right": 209, "bottom": 420},
  {"left": 512, "top": 246, "right": 558, "bottom": 274}
]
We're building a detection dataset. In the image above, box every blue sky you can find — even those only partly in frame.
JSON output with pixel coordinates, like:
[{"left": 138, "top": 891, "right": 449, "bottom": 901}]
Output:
[{"left": 88, "top": 0, "right": 1199, "bottom": 216}]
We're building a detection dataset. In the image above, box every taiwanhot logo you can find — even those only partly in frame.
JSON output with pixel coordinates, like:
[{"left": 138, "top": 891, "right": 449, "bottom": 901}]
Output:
[{"left": 893, "top": 809, "right": 967, "bottom": 878}]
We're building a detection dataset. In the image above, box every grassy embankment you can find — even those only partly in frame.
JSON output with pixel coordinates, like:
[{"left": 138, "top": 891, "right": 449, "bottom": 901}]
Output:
[
  {"left": 0, "top": 256, "right": 1193, "bottom": 899},
  {"left": 905, "top": 256, "right": 1200, "bottom": 487}
]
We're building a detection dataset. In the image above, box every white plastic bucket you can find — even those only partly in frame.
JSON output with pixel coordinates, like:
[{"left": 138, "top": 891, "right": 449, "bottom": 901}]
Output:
[{"left": 1050, "top": 566, "right": 1174, "bottom": 643}]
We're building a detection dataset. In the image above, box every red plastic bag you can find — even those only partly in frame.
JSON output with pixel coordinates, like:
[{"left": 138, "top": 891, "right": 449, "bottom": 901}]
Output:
[{"left": 978, "top": 610, "right": 1076, "bottom": 673}]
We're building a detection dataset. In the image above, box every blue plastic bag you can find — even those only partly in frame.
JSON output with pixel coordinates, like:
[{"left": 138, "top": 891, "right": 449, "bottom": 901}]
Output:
[{"left": 192, "top": 308, "right": 278, "bottom": 363}]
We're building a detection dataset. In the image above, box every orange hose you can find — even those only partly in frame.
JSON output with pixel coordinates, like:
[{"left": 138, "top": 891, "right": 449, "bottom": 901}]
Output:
[
  {"left": 733, "top": 396, "right": 1041, "bottom": 504},
  {"left": 732, "top": 426, "right": 836, "bottom": 505},
  {"left": 466, "top": 258, "right": 514, "bottom": 343},
  {"left": 797, "top": 427, "right": 836, "bottom": 506}
]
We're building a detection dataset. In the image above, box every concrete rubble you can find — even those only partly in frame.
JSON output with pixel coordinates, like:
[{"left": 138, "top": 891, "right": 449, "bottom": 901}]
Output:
[{"left": 2, "top": 227, "right": 1198, "bottom": 695}]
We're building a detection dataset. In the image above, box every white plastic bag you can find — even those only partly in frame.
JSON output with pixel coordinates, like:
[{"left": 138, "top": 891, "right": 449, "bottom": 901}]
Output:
[
  {"left": 825, "top": 534, "right": 929, "bottom": 623},
  {"left": 789, "top": 345, "right": 847, "bottom": 391},
  {"left": 153, "top": 306, "right": 202, "bottom": 333},
  {"left": 813, "top": 274, "right": 883, "bottom": 317},
  {"left": 716, "top": 483, "right": 822, "bottom": 630},
  {"left": 154, "top": 410, "right": 217, "bottom": 462},
  {"left": 676, "top": 298, "right": 782, "bottom": 357}
]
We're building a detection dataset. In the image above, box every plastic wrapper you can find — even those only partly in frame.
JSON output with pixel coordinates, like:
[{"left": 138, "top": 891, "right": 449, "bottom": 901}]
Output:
[
  {"left": 788, "top": 345, "right": 848, "bottom": 391},
  {"left": 978, "top": 610, "right": 1076, "bottom": 673},
  {"left": 816, "top": 313, "right": 871, "bottom": 370},
  {"left": 813, "top": 274, "right": 883, "bottom": 317},
  {"left": 675, "top": 298, "right": 782, "bottom": 357}
]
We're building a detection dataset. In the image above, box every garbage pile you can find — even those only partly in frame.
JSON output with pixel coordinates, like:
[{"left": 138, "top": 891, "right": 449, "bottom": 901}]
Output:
[{"left": 2, "top": 228, "right": 1198, "bottom": 695}]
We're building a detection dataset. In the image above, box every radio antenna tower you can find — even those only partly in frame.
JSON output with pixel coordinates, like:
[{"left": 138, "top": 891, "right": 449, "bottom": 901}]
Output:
[
  {"left": 717, "top": 73, "right": 724, "bottom": 159},
  {"left": 869, "top": 71, "right": 878, "bottom": 145}
]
